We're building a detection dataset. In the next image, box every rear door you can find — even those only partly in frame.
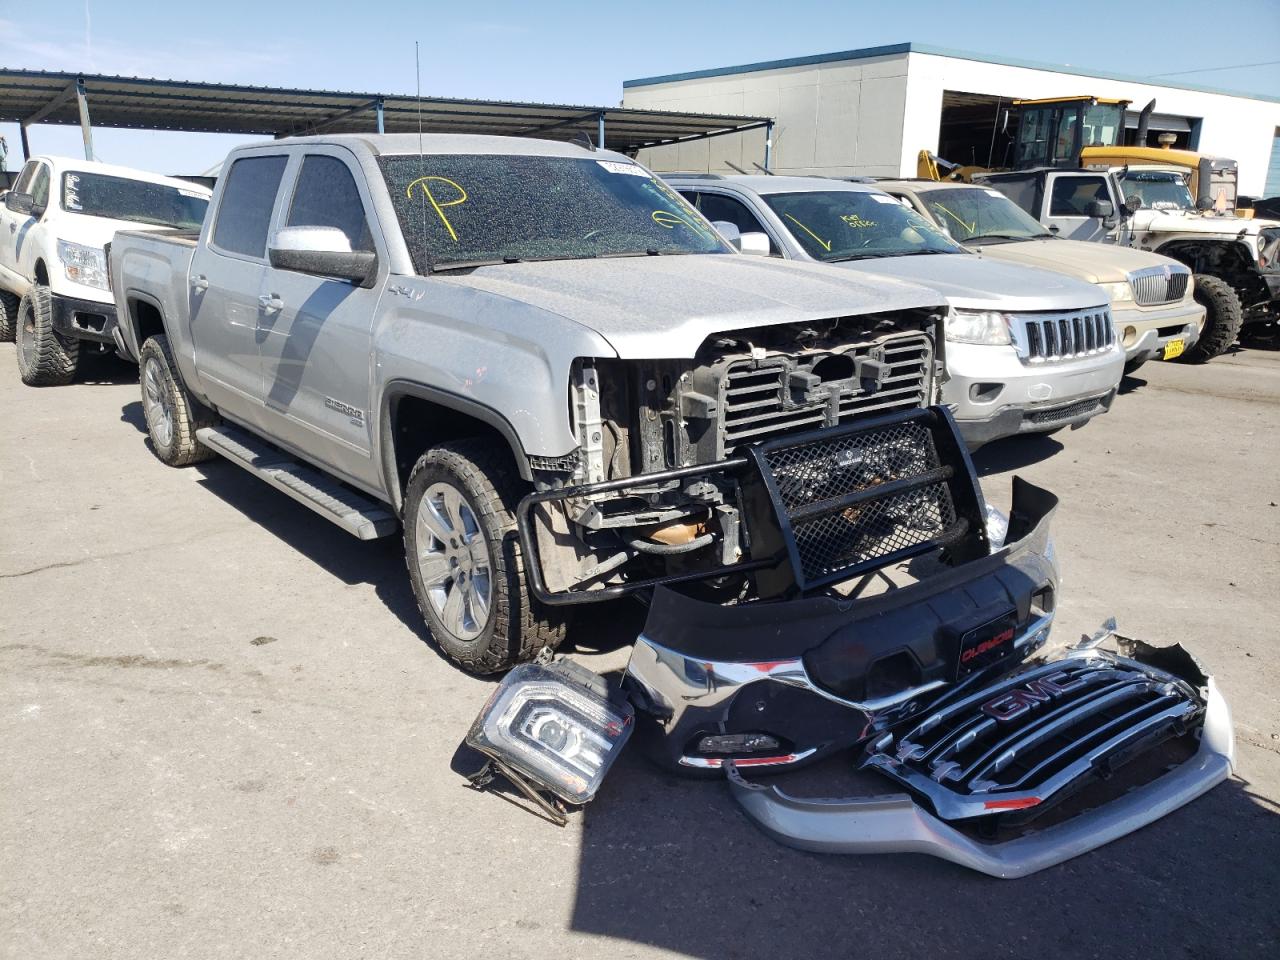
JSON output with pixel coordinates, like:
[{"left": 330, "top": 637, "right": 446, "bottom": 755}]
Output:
[
  {"left": 256, "top": 147, "right": 385, "bottom": 487},
  {"left": 188, "top": 150, "right": 289, "bottom": 424},
  {"left": 1044, "top": 172, "right": 1118, "bottom": 242}
]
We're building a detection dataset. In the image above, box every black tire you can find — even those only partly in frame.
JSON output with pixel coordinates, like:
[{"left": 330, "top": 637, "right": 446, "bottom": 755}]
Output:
[
  {"left": 138, "top": 334, "right": 218, "bottom": 466},
  {"left": 1123, "top": 357, "right": 1146, "bottom": 375},
  {"left": 15, "top": 286, "right": 78, "bottom": 385},
  {"left": 1180, "top": 274, "right": 1242, "bottom": 363},
  {"left": 404, "top": 438, "right": 566, "bottom": 674},
  {"left": 0, "top": 290, "right": 18, "bottom": 342}
]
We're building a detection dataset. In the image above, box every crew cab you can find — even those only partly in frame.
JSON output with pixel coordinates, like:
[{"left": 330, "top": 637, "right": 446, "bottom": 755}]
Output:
[
  {"left": 664, "top": 174, "right": 1123, "bottom": 447},
  {"left": 109, "top": 134, "right": 952, "bottom": 674},
  {"left": 0, "top": 155, "right": 210, "bottom": 384},
  {"left": 878, "top": 179, "right": 1205, "bottom": 372},
  {"left": 975, "top": 165, "right": 1280, "bottom": 361}
]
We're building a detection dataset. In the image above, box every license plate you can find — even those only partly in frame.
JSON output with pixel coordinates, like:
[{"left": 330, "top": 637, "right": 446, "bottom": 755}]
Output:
[
  {"left": 956, "top": 610, "right": 1019, "bottom": 678},
  {"left": 1163, "top": 338, "right": 1185, "bottom": 360}
]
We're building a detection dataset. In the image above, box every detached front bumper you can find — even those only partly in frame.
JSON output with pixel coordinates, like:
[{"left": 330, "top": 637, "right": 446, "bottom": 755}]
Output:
[
  {"left": 1111, "top": 300, "right": 1203, "bottom": 363},
  {"left": 727, "top": 648, "right": 1233, "bottom": 879}
]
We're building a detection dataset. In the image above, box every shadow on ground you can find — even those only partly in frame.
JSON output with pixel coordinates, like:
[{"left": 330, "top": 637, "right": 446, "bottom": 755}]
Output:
[
  {"left": 567, "top": 750, "right": 1279, "bottom": 959},
  {"left": 969, "top": 432, "right": 1063, "bottom": 477},
  {"left": 76, "top": 351, "right": 138, "bottom": 385}
]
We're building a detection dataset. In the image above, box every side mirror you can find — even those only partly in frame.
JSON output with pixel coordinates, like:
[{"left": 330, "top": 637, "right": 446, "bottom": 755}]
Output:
[
  {"left": 738, "top": 231, "right": 772, "bottom": 256},
  {"left": 710, "top": 220, "right": 742, "bottom": 250},
  {"left": 268, "top": 226, "right": 377, "bottom": 287},
  {"left": 5, "top": 191, "right": 33, "bottom": 215},
  {"left": 1195, "top": 197, "right": 1214, "bottom": 212},
  {"left": 1085, "top": 199, "right": 1114, "bottom": 219},
  {"left": 1123, "top": 195, "right": 1142, "bottom": 215}
]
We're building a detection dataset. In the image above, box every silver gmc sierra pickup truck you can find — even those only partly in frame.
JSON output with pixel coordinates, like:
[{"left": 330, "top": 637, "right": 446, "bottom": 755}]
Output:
[{"left": 109, "top": 134, "right": 951, "bottom": 673}]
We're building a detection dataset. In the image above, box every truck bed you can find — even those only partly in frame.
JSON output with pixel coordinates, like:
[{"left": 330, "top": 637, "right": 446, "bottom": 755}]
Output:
[{"left": 109, "top": 229, "right": 200, "bottom": 362}]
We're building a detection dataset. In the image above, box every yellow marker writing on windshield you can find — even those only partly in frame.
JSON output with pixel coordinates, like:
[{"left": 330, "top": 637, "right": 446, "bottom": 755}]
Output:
[
  {"left": 933, "top": 203, "right": 975, "bottom": 236},
  {"left": 652, "top": 209, "right": 715, "bottom": 239},
  {"left": 783, "top": 213, "right": 831, "bottom": 252},
  {"left": 406, "top": 176, "right": 467, "bottom": 242}
]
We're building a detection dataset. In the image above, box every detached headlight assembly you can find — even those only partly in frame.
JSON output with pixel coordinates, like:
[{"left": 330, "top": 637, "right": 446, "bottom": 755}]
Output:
[
  {"left": 56, "top": 239, "right": 109, "bottom": 290},
  {"left": 946, "top": 309, "right": 1011, "bottom": 345},
  {"left": 465, "top": 659, "right": 633, "bottom": 809},
  {"left": 1098, "top": 281, "right": 1134, "bottom": 304}
]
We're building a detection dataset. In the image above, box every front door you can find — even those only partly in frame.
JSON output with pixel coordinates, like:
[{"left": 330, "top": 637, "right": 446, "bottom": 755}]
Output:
[
  {"left": 256, "top": 148, "right": 384, "bottom": 488},
  {"left": 1044, "top": 172, "right": 1117, "bottom": 242},
  {"left": 188, "top": 152, "right": 288, "bottom": 426},
  {"left": 0, "top": 161, "right": 41, "bottom": 289}
]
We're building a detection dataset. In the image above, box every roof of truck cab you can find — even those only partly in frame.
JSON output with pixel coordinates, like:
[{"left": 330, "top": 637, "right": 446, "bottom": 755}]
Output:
[
  {"left": 667, "top": 174, "right": 882, "bottom": 196},
  {"left": 233, "top": 132, "right": 634, "bottom": 161},
  {"left": 30, "top": 155, "right": 212, "bottom": 194},
  {"left": 854, "top": 179, "right": 984, "bottom": 195}
]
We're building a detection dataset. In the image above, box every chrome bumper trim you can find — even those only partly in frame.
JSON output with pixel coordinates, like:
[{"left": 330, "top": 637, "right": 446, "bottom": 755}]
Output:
[{"left": 726, "top": 676, "right": 1233, "bottom": 879}]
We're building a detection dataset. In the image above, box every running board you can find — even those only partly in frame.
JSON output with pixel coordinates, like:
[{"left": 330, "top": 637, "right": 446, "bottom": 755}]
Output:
[{"left": 196, "top": 425, "right": 398, "bottom": 540}]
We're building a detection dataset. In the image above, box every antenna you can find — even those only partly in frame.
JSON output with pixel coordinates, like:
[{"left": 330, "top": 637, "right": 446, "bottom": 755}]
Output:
[{"left": 415, "top": 41, "right": 427, "bottom": 247}]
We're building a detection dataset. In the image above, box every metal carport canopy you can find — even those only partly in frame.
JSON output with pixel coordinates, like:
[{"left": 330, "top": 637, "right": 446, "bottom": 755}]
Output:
[{"left": 0, "top": 68, "right": 771, "bottom": 158}]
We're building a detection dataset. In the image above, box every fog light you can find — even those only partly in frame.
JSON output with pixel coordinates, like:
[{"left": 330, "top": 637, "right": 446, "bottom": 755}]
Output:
[
  {"left": 466, "top": 660, "right": 633, "bottom": 806},
  {"left": 697, "top": 733, "right": 781, "bottom": 755}
]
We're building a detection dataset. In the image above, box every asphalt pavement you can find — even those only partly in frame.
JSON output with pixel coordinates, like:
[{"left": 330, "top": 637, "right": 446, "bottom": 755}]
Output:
[{"left": 2, "top": 339, "right": 1278, "bottom": 959}]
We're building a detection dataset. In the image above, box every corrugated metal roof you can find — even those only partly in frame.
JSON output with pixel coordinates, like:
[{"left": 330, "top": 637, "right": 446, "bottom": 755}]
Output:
[{"left": 0, "top": 69, "right": 770, "bottom": 152}]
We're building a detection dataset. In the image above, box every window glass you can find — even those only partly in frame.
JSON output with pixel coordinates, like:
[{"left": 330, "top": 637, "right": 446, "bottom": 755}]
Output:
[
  {"left": 696, "top": 192, "right": 774, "bottom": 253},
  {"left": 922, "top": 187, "right": 1051, "bottom": 243},
  {"left": 761, "top": 189, "right": 961, "bottom": 262},
  {"left": 12, "top": 161, "right": 37, "bottom": 195},
  {"left": 379, "top": 154, "right": 728, "bottom": 273},
  {"left": 286, "top": 155, "right": 373, "bottom": 252},
  {"left": 30, "top": 165, "right": 50, "bottom": 209},
  {"left": 1117, "top": 170, "right": 1194, "bottom": 211},
  {"left": 61, "top": 172, "right": 207, "bottom": 228},
  {"left": 1049, "top": 176, "right": 1110, "bottom": 217},
  {"left": 212, "top": 155, "right": 288, "bottom": 258}
]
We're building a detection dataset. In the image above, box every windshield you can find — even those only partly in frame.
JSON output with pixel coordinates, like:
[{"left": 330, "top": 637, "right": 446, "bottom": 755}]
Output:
[
  {"left": 61, "top": 172, "right": 208, "bottom": 228},
  {"left": 1117, "top": 170, "right": 1194, "bottom": 211},
  {"left": 760, "top": 190, "right": 961, "bottom": 261},
  {"left": 378, "top": 154, "right": 729, "bottom": 271},
  {"left": 919, "top": 187, "right": 1052, "bottom": 243}
]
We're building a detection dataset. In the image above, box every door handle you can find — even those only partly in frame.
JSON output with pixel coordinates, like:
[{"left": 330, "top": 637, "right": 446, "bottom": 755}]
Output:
[
  {"left": 191, "top": 274, "right": 209, "bottom": 292},
  {"left": 258, "top": 294, "right": 284, "bottom": 312}
]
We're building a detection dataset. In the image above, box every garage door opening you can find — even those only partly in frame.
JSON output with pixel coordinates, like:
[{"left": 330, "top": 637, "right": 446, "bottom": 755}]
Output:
[{"left": 935, "top": 90, "right": 1202, "bottom": 168}]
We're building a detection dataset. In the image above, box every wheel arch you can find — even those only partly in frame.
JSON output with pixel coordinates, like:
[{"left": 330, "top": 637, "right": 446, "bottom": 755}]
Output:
[
  {"left": 33, "top": 259, "right": 50, "bottom": 286},
  {"left": 1154, "top": 239, "right": 1265, "bottom": 304},
  {"left": 123, "top": 290, "right": 170, "bottom": 360},
  {"left": 380, "top": 380, "right": 532, "bottom": 515}
]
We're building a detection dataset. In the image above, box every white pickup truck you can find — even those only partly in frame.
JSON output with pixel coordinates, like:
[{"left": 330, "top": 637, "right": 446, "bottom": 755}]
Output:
[{"left": 0, "top": 155, "right": 210, "bottom": 385}]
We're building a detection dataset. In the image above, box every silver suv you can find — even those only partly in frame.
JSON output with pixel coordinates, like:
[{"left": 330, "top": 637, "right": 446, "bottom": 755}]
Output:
[{"left": 665, "top": 175, "right": 1124, "bottom": 446}]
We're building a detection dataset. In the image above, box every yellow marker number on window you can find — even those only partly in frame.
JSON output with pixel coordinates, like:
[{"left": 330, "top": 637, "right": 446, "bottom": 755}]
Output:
[{"left": 406, "top": 176, "right": 467, "bottom": 243}]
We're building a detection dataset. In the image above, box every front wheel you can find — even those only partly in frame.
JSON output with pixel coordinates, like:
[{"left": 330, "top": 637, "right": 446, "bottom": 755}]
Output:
[
  {"left": 404, "top": 439, "right": 566, "bottom": 674},
  {"left": 16, "top": 286, "right": 78, "bottom": 386},
  {"left": 1180, "top": 274, "right": 1242, "bottom": 363},
  {"left": 0, "top": 290, "right": 19, "bottom": 342}
]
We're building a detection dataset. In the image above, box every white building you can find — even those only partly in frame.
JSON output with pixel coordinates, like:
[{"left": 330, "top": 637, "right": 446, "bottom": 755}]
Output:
[{"left": 622, "top": 43, "right": 1280, "bottom": 198}]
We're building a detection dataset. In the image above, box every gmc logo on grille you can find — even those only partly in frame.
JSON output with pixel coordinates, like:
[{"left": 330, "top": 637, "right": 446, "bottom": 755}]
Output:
[{"left": 980, "top": 671, "right": 1091, "bottom": 722}]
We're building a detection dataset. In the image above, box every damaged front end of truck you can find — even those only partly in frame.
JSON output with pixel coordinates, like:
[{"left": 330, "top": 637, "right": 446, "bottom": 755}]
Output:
[{"left": 465, "top": 404, "right": 1233, "bottom": 878}]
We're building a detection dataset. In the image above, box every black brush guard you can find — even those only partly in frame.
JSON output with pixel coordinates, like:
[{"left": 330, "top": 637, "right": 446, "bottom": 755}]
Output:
[{"left": 517, "top": 406, "right": 990, "bottom": 605}]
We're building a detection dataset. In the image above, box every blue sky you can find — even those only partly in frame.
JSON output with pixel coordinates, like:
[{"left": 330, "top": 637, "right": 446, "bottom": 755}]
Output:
[{"left": 2, "top": 0, "right": 1278, "bottom": 175}]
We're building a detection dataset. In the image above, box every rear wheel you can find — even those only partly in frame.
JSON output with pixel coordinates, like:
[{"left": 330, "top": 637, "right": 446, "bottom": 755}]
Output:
[
  {"left": 15, "top": 286, "right": 78, "bottom": 386},
  {"left": 1180, "top": 274, "right": 1242, "bottom": 363},
  {"left": 138, "top": 335, "right": 218, "bottom": 466},
  {"left": 0, "top": 290, "right": 19, "bottom": 342},
  {"left": 404, "top": 439, "right": 566, "bottom": 674}
]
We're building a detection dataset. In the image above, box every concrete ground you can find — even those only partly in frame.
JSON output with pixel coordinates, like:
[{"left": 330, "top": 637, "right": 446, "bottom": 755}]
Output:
[{"left": 2, "top": 340, "right": 1278, "bottom": 960}]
